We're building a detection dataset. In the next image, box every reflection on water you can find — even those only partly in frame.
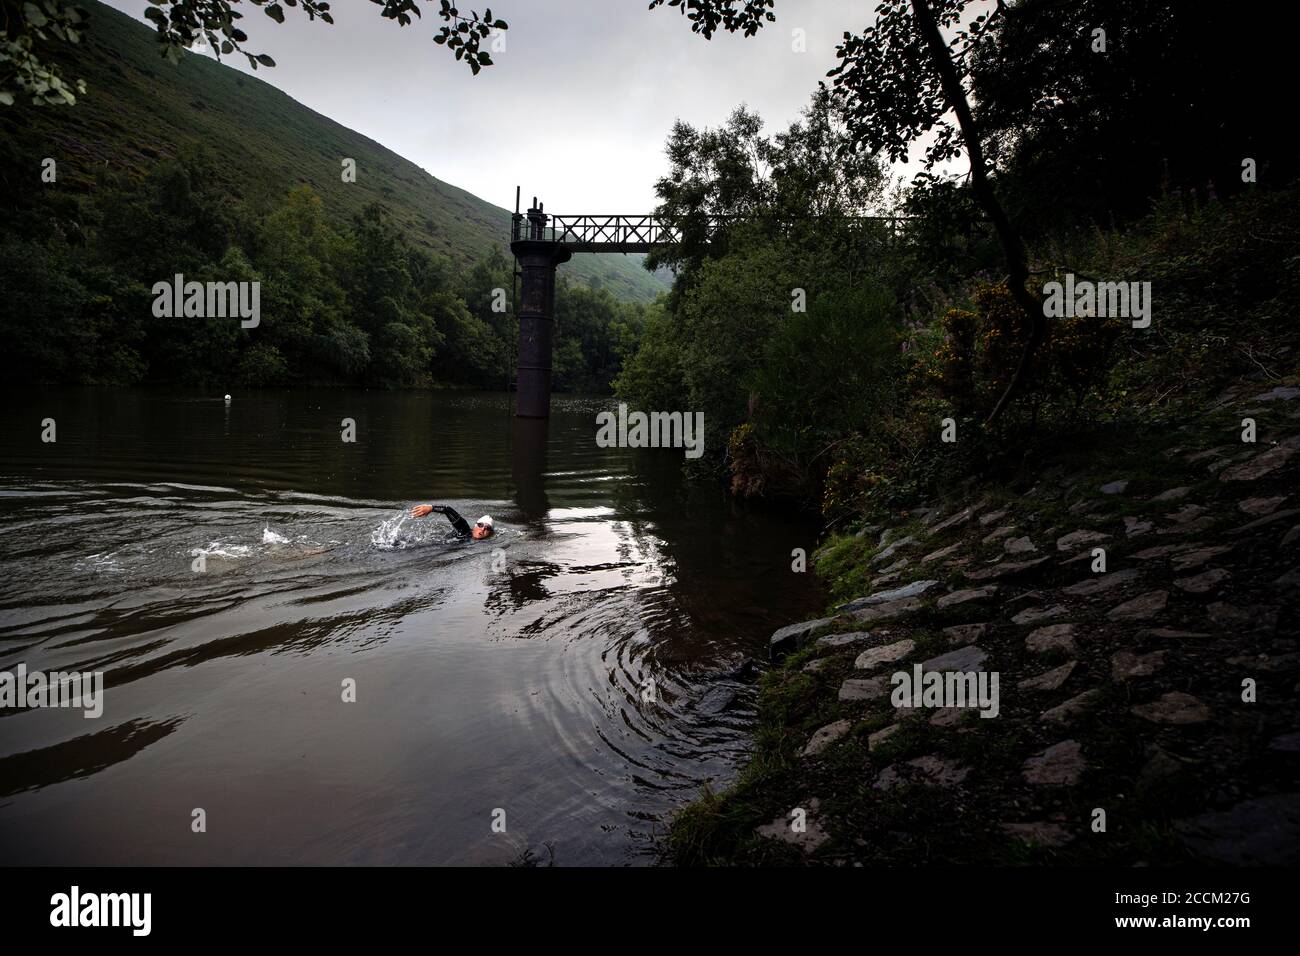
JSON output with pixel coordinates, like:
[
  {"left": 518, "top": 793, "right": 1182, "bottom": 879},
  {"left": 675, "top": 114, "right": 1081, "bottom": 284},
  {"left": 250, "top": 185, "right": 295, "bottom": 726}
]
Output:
[{"left": 0, "top": 388, "right": 823, "bottom": 865}]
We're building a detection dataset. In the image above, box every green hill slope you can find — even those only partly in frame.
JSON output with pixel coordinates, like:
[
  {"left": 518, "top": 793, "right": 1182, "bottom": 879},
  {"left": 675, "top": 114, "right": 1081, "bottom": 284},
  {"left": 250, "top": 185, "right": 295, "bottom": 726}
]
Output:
[{"left": 0, "top": 0, "right": 666, "bottom": 302}]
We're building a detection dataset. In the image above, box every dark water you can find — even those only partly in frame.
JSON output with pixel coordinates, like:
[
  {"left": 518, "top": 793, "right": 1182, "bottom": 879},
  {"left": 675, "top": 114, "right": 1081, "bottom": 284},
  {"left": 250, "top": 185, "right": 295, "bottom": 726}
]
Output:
[{"left": 0, "top": 388, "right": 823, "bottom": 865}]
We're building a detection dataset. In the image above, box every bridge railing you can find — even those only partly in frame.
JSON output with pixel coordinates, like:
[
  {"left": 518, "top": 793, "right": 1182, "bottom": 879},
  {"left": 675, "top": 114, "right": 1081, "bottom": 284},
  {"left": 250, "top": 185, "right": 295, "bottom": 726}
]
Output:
[
  {"left": 511, "top": 212, "right": 913, "bottom": 249},
  {"left": 511, "top": 214, "right": 716, "bottom": 247}
]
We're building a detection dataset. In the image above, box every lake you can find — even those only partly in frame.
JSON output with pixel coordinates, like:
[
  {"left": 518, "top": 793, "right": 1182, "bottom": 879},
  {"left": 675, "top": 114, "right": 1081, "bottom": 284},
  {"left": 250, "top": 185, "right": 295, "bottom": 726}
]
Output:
[{"left": 0, "top": 388, "right": 823, "bottom": 865}]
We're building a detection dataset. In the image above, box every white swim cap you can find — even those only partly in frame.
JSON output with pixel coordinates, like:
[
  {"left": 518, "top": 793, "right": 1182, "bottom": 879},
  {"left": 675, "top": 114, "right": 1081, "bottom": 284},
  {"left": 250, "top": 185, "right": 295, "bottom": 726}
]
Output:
[{"left": 476, "top": 515, "right": 494, "bottom": 529}]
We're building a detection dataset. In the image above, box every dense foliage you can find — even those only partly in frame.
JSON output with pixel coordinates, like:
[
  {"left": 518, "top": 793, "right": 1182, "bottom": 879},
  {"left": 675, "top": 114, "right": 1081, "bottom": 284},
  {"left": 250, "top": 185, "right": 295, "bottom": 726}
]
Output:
[
  {"left": 615, "top": 0, "right": 1295, "bottom": 521},
  {"left": 0, "top": 151, "right": 651, "bottom": 389},
  {"left": 969, "top": 0, "right": 1289, "bottom": 237},
  {"left": 617, "top": 95, "right": 900, "bottom": 492}
]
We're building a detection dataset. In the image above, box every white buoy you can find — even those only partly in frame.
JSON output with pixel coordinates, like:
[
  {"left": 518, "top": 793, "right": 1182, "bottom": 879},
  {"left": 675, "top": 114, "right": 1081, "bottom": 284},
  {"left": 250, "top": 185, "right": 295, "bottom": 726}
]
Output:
[{"left": 224, "top": 394, "right": 232, "bottom": 403}]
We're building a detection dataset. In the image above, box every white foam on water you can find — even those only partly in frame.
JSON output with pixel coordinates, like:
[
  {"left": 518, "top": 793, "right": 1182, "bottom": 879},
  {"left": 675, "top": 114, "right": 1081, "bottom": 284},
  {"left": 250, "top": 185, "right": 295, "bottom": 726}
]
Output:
[
  {"left": 73, "top": 551, "right": 124, "bottom": 573},
  {"left": 262, "top": 526, "right": 290, "bottom": 546},
  {"left": 369, "top": 512, "right": 455, "bottom": 550},
  {"left": 196, "top": 541, "right": 254, "bottom": 559},
  {"left": 370, "top": 512, "right": 413, "bottom": 549}
]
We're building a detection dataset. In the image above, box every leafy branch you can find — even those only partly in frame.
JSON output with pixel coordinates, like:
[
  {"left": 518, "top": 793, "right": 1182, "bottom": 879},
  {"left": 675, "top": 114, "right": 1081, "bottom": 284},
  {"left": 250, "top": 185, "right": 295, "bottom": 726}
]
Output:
[
  {"left": 138, "top": 0, "right": 340, "bottom": 72},
  {"left": 429, "top": 1, "right": 507, "bottom": 76},
  {"left": 647, "top": 0, "right": 775, "bottom": 38},
  {"left": 0, "top": 1, "right": 89, "bottom": 105}
]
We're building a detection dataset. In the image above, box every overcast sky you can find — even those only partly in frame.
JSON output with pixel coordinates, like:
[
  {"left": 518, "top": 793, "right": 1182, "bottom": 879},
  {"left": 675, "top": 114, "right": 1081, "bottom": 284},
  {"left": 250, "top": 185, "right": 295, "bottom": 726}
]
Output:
[{"left": 106, "top": 0, "right": 947, "bottom": 213}]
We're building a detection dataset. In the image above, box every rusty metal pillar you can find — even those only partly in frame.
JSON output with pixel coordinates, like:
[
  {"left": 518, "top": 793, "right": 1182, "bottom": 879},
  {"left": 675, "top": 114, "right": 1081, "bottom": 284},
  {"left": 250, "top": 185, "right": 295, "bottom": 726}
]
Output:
[{"left": 510, "top": 199, "right": 570, "bottom": 418}]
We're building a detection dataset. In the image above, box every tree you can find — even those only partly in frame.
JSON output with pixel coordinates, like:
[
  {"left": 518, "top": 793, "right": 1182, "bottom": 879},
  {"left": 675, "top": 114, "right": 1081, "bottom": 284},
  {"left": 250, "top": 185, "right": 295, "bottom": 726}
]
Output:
[
  {"left": 969, "top": 0, "right": 1288, "bottom": 232},
  {"left": 649, "top": 104, "right": 773, "bottom": 282},
  {"left": 650, "top": 91, "right": 885, "bottom": 297},
  {"left": 1, "top": 0, "right": 508, "bottom": 105},
  {"left": 333, "top": 203, "right": 445, "bottom": 386},
  {"left": 841, "top": 0, "right": 1041, "bottom": 425},
  {"left": 618, "top": 89, "right": 891, "bottom": 466},
  {"left": 612, "top": 301, "right": 682, "bottom": 413},
  {"left": 645, "top": 0, "right": 1040, "bottom": 424},
  {"left": 254, "top": 186, "right": 350, "bottom": 379},
  {"left": 648, "top": 0, "right": 1286, "bottom": 421}
]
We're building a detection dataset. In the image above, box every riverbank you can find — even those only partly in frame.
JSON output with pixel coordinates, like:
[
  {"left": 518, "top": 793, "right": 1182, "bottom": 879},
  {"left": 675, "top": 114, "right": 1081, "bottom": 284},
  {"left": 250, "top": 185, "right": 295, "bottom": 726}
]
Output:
[{"left": 666, "top": 372, "right": 1300, "bottom": 865}]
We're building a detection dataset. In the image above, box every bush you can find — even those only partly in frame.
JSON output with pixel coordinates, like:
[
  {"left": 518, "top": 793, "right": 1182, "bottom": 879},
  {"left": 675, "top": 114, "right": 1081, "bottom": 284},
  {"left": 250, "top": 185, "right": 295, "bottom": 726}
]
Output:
[
  {"left": 613, "top": 303, "right": 686, "bottom": 412},
  {"left": 918, "top": 281, "right": 1122, "bottom": 426},
  {"left": 236, "top": 344, "right": 289, "bottom": 386},
  {"left": 746, "top": 284, "right": 899, "bottom": 458}
]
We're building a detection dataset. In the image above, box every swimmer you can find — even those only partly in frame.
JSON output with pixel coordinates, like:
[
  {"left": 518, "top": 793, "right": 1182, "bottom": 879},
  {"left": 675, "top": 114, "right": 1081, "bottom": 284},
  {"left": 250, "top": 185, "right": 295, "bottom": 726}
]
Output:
[{"left": 409, "top": 504, "right": 494, "bottom": 540}]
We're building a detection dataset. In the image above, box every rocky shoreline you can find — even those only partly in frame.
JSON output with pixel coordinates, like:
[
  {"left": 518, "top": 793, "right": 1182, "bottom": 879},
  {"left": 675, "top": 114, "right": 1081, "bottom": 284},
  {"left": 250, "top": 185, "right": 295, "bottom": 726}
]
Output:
[{"left": 667, "top": 377, "right": 1300, "bottom": 865}]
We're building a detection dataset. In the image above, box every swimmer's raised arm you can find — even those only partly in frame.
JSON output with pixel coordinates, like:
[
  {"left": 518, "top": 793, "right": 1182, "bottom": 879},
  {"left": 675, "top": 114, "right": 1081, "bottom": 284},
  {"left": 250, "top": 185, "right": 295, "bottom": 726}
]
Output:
[{"left": 410, "top": 504, "right": 472, "bottom": 537}]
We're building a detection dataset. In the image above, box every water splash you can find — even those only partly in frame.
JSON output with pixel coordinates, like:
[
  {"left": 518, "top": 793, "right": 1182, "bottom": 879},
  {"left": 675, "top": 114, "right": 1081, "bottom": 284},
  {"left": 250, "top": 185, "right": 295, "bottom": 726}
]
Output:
[
  {"left": 195, "top": 541, "right": 254, "bottom": 559},
  {"left": 370, "top": 512, "right": 420, "bottom": 550}
]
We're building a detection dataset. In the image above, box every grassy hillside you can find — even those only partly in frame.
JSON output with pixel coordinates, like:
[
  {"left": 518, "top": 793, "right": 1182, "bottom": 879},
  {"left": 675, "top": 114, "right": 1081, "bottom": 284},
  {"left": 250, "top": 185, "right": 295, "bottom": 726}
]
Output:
[{"left": 0, "top": 0, "right": 667, "bottom": 303}]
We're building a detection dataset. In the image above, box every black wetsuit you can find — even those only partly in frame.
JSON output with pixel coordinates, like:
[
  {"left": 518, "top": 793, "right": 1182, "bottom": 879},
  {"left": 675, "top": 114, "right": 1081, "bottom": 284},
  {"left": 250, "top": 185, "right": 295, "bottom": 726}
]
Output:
[{"left": 433, "top": 505, "right": 472, "bottom": 537}]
